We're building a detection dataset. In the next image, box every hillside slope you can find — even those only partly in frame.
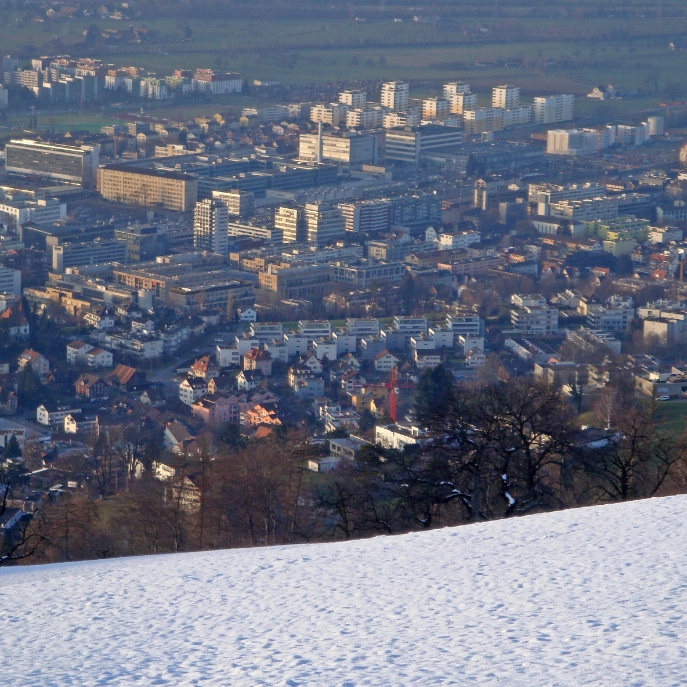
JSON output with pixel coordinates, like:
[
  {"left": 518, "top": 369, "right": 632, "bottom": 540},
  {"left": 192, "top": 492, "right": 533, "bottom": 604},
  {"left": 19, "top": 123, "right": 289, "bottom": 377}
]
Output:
[{"left": 1, "top": 496, "right": 686, "bottom": 686}]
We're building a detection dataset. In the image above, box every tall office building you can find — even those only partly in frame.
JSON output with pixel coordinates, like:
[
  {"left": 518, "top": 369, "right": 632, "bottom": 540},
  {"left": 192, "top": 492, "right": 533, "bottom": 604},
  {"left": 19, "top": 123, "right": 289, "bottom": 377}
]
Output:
[
  {"left": 533, "top": 95, "right": 574, "bottom": 124},
  {"left": 212, "top": 189, "right": 255, "bottom": 218},
  {"left": 381, "top": 82, "right": 410, "bottom": 111},
  {"left": 194, "top": 199, "right": 228, "bottom": 255},
  {"left": 492, "top": 85, "right": 520, "bottom": 109},
  {"left": 304, "top": 202, "right": 346, "bottom": 246},
  {"left": 275, "top": 206, "right": 307, "bottom": 244}
]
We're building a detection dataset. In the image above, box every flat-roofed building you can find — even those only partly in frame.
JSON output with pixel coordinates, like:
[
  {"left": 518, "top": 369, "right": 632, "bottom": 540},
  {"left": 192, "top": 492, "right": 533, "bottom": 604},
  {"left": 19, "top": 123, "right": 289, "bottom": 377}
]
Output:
[
  {"left": 194, "top": 198, "right": 228, "bottom": 255},
  {"left": 339, "top": 90, "right": 366, "bottom": 108},
  {"left": 463, "top": 108, "right": 505, "bottom": 134},
  {"left": 533, "top": 94, "right": 574, "bottom": 124},
  {"left": 53, "top": 239, "right": 128, "bottom": 272},
  {"left": 275, "top": 206, "right": 306, "bottom": 244},
  {"left": 381, "top": 81, "right": 409, "bottom": 111},
  {"left": 299, "top": 130, "right": 379, "bottom": 166},
  {"left": 258, "top": 263, "right": 333, "bottom": 299},
  {"left": 304, "top": 202, "right": 346, "bottom": 245},
  {"left": 385, "top": 125, "right": 463, "bottom": 166},
  {"left": 338, "top": 200, "right": 391, "bottom": 234},
  {"left": 212, "top": 189, "right": 255, "bottom": 218},
  {"left": 168, "top": 279, "right": 255, "bottom": 314},
  {"left": 492, "top": 85, "right": 519, "bottom": 109},
  {"left": 5, "top": 139, "right": 99, "bottom": 187},
  {"left": 449, "top": 92, "right": 477, "bottom": 115},
  {"left": 98, "top": 165, "right": 197, "bottom": 211}
]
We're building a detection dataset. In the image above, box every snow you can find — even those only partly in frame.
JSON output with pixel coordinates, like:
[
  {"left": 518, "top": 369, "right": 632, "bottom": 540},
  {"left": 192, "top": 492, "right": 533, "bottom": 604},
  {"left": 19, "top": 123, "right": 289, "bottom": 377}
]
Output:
[{"left": 2, "top": 497, "right": 687, "bottom": 686}]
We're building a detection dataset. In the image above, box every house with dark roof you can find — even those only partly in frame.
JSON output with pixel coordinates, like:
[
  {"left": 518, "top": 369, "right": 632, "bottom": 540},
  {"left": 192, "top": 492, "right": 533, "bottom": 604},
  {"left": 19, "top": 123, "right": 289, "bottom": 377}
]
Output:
[
  {"left": 105, "top": 364, "right": 146, "bottom": 391},
  {"left": 75, "top": 374, "right": 110, "bottom": 401}
]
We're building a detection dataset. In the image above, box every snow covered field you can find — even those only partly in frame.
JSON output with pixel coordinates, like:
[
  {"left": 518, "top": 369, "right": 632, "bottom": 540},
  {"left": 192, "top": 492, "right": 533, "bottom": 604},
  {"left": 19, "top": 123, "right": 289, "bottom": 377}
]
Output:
[{"left": 1, "top": 496, "right": 686, "bottom": 686}]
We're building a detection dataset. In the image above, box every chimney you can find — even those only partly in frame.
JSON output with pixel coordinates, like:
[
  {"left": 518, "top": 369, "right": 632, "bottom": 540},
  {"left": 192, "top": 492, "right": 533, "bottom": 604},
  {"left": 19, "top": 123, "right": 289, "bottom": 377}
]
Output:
[{"left": 317, "top": 121, "right": 323, "bottom": 164}]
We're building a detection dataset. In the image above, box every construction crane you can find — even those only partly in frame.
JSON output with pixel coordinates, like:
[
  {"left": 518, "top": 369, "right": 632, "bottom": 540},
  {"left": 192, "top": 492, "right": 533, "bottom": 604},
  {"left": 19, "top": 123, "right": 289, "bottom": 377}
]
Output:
[{"left": 362, "top": 366, "right": 411, "bottom": 423}]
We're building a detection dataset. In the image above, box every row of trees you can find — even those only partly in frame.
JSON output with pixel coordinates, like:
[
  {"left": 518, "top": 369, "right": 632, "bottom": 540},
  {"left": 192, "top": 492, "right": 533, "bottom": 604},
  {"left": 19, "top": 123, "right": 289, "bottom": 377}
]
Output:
[{"left": 4, "top": 370, "right": 687, "bottom": 566}]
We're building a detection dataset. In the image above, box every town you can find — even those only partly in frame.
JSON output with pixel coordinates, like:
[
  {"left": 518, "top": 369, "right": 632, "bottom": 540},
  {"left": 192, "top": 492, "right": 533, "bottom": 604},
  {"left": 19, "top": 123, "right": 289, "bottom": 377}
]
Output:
[{"left": 2, "top": 46, "right": 687, "bottom": 562}]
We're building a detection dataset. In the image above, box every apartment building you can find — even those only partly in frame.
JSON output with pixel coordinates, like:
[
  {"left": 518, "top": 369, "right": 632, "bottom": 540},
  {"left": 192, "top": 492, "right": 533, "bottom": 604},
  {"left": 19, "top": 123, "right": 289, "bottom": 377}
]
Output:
[
  {"left": 533, "top": 94, "right": 574, "bottom": 124},
  {"left": 98, "top": 165, "right": 198, "bottom": 211},
  {"left": 310, "top": 103, "right": 349, "bottom": 127},
  {"left": 191, "top": 69, "right": 241, "bottom": 94},
  {"left": 422, "top": 97, "right": 450, "bottom": 120},
  {"left": 346, "top": 107, "right": 384, "bottom": 129},
  {"left": 463, "top": 108, "right": 505, "bottom": 134},
  {"left": 383, "top": 111, "right": 421, "bottom": 128},
  {"left": 275, "top": 206, "right": 307, "bottom": 244},
  {"left": 380, "top": 81, "right": 410, "bottom": 111},
  {"left": 492, "top": 85, "right": 520, "bottom": 109},
  {"left": 449, "top": 92, "right": 477, "bottom": 115},
  {"left": 510, "top": 294, "right": 559, "bottom": 333},
  {"left": 194, "top": 198, "right": 229, "bottom": 255},
  {"left": 339, "top": 90, "right": 366, "bottom": 107},
  {"left": 443, "top": 82, "right": 471, "bottom": 98}
]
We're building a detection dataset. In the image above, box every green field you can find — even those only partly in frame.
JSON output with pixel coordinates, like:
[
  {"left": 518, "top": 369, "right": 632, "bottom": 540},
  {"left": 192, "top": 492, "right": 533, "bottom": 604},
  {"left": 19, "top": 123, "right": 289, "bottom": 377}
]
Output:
[{"left": 3, "top": 10, "right": 687, "bottom": 94}]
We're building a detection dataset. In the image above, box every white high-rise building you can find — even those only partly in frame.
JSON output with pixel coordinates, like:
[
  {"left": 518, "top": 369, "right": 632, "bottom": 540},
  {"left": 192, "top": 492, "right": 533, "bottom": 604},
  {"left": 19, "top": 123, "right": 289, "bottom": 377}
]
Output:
[
  {"left": 533, "top": 95, "right": 574, "bottom": 124},
  {"left": 443, "top": 82, "right": 471, "bottom": 99},
  {"left": 381, "top": 81, "right": 409, "bottom": 111},
  {"left": 275, "top": 206, "right": 307, "bottom": 244},
  {"left": 449, "top": 92, "right": 478, "bottom": 114},
  {"left": 339, "top": 90, "right": 366, "bottom": 108},
  {"left": 422, "top": 97, "right": 449, "bottom": 120},
  {"left": 492, "top": 85, "right": 520, "bottom": 109},
  {"left": 304, "top": 202, "right": 346, "bottom": 246},
  {"left": 194, "top": 198, "right": 228, "bottom": 254}
]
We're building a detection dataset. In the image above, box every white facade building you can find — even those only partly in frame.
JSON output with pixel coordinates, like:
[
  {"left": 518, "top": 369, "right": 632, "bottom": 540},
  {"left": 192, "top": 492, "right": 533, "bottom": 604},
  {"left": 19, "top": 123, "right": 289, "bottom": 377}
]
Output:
[
  {"left": 194, "top": 199, "right": 228, "bottom": 255},
  {"left": 533, "top": 95, "right": 574, "bottom": 124},
  {"left": 381, "top": 81, "right": 410, "bottom": 111},
  {"left": 492, "top": 85, "right": 520, "bottom": 109}
]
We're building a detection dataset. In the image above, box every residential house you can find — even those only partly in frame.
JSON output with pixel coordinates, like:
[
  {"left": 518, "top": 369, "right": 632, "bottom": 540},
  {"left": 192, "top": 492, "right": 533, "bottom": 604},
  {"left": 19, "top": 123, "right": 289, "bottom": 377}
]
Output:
[
  {"left": 164, "top": 420, "right": 197, "bottom": 453},
  {"left": 236, "top": 369, "right": 264, "bottom": 391},
  {"left": 0, "top": 305, "right": 29, "bottom": 339},
  {"left": 466, "top": 347, "right": 487, "bottom": 368},
  {"left": 414, "top": 350, "right": 442, "bottom": 370},
  {"left": 84, "top": 306, "right": 116, "bottom": 330},
  {"left": 243, "top": 404, "right": 281, "bottom": 427},
  {"left": 64, "top": 412, "right": 98, "bottom": 434},
  {"left": 75, "top": 374, "right": 110, "bottom": 401},
  {"left": 374, "top": 349, "right": 400, "bottom": 372},
  {"left": 37, "top": 403, "right": 81, "bottom": 427},
  {"left": 169, "top": 476, "right": 201, "bottom": 511},
  {"left": 66, "top": 341, "right": 94, "bottom": 364},
  {"left": 105, "top": 364, "right": 145, "bottom": 391},
  {"left": 191, "top": 393, "right": 240, "bottom": 424},
  {"left": 179, "top": 377, "right": 208, "bottom": 405},
  {"left": 17, "top": 349, "right": 50, "bottom": 377},
  {"left": 190, "top": 355, "right": 219, "bottom": 381},
  {"left": 243, "top": 348, "right": 273, "bottom": 376},
  {"left": 0, "top": 386, "right": 18, "bottom": 415},
  {"left": 86, "top": 348, "right": 114, "bottom": 369},
  {"left": 207, "top": 375, "right": 235, "bottom": 394},
  {"left": 139, "top": 387, "right": 167, "bottom": 407},
  {"left": 302, "top": 352, "right": 324, "bottom": 374}
]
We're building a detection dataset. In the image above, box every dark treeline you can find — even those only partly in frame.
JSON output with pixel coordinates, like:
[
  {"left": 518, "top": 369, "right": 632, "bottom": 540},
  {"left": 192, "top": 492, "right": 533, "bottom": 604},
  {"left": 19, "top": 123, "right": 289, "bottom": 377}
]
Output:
[{"left": 4, "top": 366, "right": 687, "bottom": 566}]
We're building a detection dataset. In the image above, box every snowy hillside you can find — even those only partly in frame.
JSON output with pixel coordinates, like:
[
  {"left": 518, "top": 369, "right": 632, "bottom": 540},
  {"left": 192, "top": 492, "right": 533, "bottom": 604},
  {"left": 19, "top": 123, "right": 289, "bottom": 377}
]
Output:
[{"left": 1, "top": 497, "right": 686, "bottom": 686}]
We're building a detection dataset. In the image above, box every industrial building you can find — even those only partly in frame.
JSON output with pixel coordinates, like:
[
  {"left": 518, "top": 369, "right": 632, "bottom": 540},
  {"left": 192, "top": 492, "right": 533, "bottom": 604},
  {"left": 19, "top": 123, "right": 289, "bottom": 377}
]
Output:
[
  {"left": 98, "top": 165, "right": 198, "bottom": 211},
  {"left": 5, "top": 139, "right": 100, "bottom": 187}
]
